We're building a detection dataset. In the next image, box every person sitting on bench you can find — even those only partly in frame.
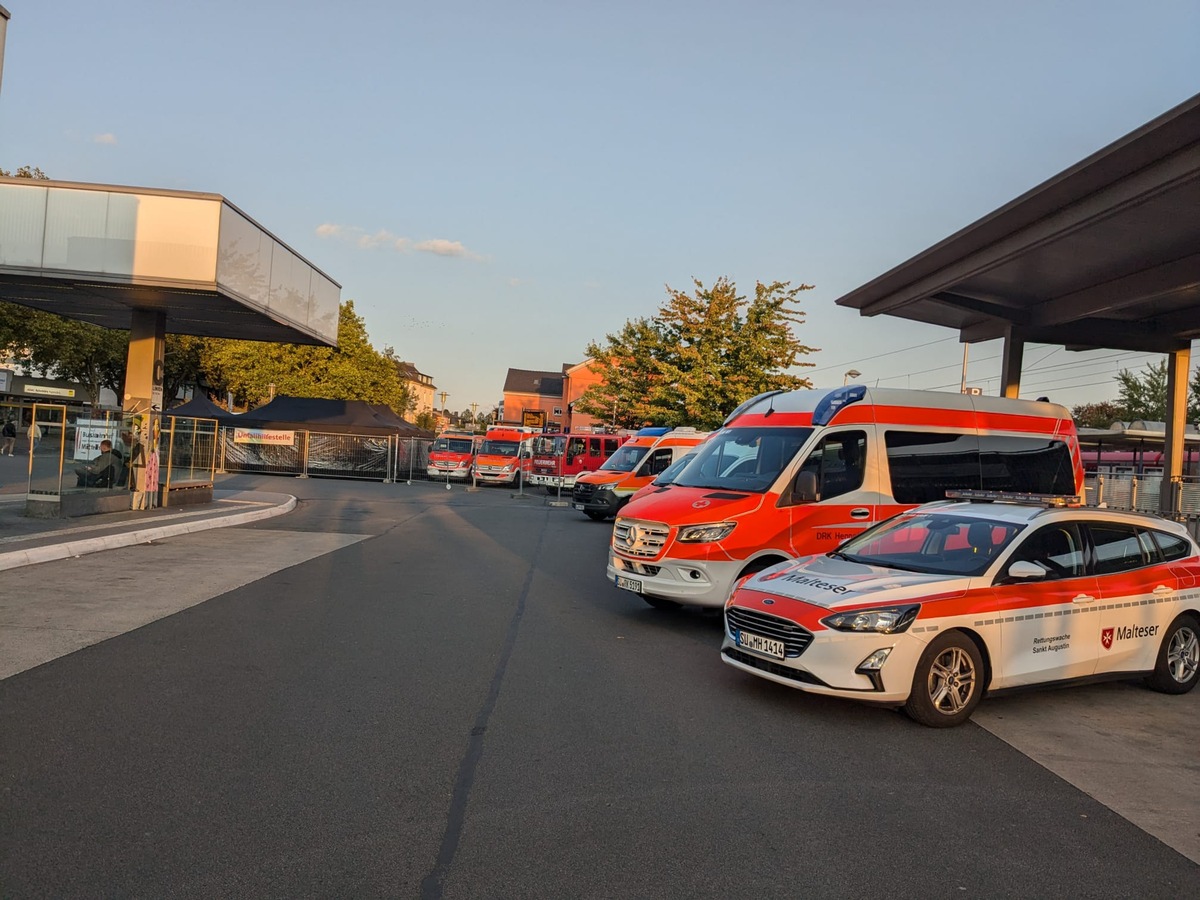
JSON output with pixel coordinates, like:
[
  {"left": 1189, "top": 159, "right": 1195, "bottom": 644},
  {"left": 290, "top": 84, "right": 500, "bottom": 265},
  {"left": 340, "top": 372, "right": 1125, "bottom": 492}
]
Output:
[{"left": 75, "top": 440, "right": 121, "bottom": 488}]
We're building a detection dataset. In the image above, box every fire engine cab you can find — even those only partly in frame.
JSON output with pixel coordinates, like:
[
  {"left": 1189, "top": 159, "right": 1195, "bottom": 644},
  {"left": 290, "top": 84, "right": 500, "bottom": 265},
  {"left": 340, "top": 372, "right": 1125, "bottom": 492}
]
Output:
[{"left": 528, "top": 430, "right": 631, "bottom": 493}]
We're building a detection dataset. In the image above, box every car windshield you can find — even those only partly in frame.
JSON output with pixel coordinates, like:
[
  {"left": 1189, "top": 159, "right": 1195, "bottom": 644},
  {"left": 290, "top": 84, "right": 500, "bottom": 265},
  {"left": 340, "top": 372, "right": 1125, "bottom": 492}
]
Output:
[
  {"left": 833, "top": 512, "right": 1025, "bottom": 577},
  {"left": 532, "top": 436, "right": 563, "bottom": 455},
  {"left": 652, "top": 452, "right": 694, "bottom": 487},
  {"left": 600, "top": 444, "right": 649, "bottom": 472},
  {"left": 433, "top": 438, "right": 474, "bottom": 453},
  {"left": 480, "top": 440, "right": 520, "bottom": 455},
  {"left": 673, "top": 427, "right": 812, "bottom": 492}
]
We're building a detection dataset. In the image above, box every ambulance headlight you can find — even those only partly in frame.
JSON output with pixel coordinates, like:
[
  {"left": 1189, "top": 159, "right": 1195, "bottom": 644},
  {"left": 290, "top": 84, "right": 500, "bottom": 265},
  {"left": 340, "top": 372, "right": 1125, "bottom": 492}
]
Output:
[
  {"left": 677, "top": 522, "right": 736, "bottom": 543},
  {"left": 821, "top": 605, "right": 918, "bottom": 634}
]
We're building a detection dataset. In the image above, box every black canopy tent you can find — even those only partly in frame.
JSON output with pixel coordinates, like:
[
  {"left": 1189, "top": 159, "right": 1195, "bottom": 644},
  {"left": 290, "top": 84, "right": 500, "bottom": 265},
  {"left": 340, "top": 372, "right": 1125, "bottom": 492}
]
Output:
[
  {"left": 232, "top": 396, "right": 431, "bottom": 437},
  {"left": 164, "top": 395, "right": 239, "bottom": 423}
]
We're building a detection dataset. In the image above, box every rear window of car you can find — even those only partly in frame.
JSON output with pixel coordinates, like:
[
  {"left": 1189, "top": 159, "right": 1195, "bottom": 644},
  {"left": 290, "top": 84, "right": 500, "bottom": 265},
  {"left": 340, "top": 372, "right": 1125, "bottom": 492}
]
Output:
[{"left": 1150, "top": 530, "right": 1194, "bottom": 562}]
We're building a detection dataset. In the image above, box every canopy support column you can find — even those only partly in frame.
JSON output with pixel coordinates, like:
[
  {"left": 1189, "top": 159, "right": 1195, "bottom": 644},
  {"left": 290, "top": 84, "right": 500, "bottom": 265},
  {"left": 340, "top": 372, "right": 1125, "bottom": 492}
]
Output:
[
  {"left": 123, "top": 309, "right": 166, "bottom": 416},
  {"left": 1160, "top": 345, "right": 1191, "bottom": 513},
  {"left": 999, "top": 326, "right": 1025, "bottom": 399}
]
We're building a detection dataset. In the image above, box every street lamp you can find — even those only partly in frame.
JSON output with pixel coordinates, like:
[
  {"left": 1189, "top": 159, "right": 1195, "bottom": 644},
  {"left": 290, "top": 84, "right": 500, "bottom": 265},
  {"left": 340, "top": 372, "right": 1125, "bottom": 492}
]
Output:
[
  {"left": 844, "top": 369, "right": 861, "bottom": 385},
  {"left": 469, "top": 401, "right": 478, "bottom": 430}
]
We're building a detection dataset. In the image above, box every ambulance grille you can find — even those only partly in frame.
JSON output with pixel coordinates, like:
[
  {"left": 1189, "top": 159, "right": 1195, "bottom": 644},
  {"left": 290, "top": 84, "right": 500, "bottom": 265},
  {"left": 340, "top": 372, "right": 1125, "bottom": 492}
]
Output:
[
  {"left": 573, "top": 482, "right": 596, "bottom": 502},
  {"left": 613, "top": 520, "right": 669, "bottom": 558},
  {"left": 725, "top": 608, "right": 813, "bottom": 657}
]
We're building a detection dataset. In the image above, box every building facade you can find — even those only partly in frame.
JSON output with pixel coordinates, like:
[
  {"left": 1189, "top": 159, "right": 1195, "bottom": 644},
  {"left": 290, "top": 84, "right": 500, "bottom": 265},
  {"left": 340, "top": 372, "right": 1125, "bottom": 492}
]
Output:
[{"left": 395, "top": 361, "right": 436, "bottom": 417}]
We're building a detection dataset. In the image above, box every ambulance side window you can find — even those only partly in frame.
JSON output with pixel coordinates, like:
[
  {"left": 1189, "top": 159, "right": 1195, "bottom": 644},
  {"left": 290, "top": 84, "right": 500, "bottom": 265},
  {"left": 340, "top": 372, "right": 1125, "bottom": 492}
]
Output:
[
  {"left": 1007, "top": 524, "right": 1085, "bottom": 580},
  {"left": 640, "top": 448, "right": 673, "bottom": 476},
  {"left": 794, "top": 431, "right": 867, "bottom": 501}
]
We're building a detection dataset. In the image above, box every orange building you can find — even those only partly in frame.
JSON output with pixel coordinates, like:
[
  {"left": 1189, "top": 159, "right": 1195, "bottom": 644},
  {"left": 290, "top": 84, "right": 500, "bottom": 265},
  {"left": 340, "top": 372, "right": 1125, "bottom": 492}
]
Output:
[
  {"left": 562, "top": 359, "right": 606, "bottom": 431},
  {"left": 500, "top": 360, "right": 611, "bottom": 432},
  {"left": 500, "top": 368, "right": 565, "bottom": 429}
]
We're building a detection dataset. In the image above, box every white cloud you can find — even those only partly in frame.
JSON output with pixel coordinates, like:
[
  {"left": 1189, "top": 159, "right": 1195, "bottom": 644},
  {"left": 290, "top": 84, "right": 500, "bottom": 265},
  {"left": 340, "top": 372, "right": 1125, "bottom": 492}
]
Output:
[
  {"left": 91, "top": 133, "right": 118, "bottom": 145},
  {"left": 357, "top": 229, "right": 399, "bottom": 249},
  {"left": 315, "top": 224, "right": 479, "bottom": 259},
  {"left": 415, "top": 239, "right": 477, "bottom": 259}
]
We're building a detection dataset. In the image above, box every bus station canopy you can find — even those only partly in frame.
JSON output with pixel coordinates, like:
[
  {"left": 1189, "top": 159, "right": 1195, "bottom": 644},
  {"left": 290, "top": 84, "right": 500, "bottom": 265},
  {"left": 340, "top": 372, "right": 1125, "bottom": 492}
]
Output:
[
  {"left": 0, "top": 178, "right": 340, "bottom": 347},
  {"left": 835, "top": 93, "right": 1200, "bottom": 356}
]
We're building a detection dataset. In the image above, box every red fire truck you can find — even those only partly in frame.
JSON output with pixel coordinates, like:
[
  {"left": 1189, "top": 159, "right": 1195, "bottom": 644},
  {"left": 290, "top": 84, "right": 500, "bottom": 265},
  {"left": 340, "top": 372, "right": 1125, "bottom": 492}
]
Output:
[{"left": 528, "top": 430, "right": 631, "bottom": 493}]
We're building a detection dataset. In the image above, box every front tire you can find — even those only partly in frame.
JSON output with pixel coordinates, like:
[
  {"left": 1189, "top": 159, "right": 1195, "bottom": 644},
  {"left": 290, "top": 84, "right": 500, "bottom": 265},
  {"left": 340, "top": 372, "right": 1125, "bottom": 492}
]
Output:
[
  {"left": 904, "top": 632, "right": 985, "bottom": 728},
  {"left": 1145, "top": 613, "right": 1200, "bottom": 694},
  {"left": 584, "top": 510, "right": 609, "bottom": 521}
]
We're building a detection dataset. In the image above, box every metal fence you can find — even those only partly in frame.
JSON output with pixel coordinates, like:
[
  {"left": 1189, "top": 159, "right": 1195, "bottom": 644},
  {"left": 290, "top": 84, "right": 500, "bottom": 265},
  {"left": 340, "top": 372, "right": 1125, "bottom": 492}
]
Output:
[{"left": 220, "top": 430, "right": 438, "bottom": 483}]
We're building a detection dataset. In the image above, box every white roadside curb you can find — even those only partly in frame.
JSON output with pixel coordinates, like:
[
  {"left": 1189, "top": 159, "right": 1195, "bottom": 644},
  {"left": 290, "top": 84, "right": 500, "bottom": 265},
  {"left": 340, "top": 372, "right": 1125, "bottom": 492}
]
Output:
[{"left": 0, "top": 495, "right": 298, "bottom": 571}]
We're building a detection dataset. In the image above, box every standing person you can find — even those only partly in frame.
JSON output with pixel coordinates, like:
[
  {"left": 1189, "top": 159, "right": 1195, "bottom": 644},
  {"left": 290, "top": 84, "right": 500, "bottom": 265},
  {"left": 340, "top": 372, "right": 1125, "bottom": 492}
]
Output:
[
  {"left": 27, "top": 419, "right": 42, "bottom": 455},
  {"left": 0, "top": 419, "right": 15, "bottom": 456}
]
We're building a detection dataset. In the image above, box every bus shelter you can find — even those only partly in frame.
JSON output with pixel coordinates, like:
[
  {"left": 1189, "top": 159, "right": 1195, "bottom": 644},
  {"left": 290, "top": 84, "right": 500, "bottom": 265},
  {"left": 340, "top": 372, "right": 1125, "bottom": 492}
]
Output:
[
  {"left": 836, "top": 93, "right": 1200, "bottom": 513},
  {"left": 0, "top": 177, "right": 340, "bottom": 514}
]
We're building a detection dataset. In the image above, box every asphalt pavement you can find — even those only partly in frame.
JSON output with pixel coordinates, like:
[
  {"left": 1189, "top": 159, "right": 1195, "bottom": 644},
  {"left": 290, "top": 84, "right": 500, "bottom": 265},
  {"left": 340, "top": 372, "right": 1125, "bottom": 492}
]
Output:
[{"left": 0, "top": 474, "right": 1197, "bottom": 898}]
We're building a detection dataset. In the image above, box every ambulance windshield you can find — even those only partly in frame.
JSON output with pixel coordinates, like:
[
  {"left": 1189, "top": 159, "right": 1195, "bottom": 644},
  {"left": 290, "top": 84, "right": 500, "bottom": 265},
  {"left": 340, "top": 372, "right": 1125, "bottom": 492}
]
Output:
[
  {"left": 674, "top": 427, "right": 811, "bottom": 492},
  {"left": 600, "top": 444, "right": 649, "bottom": 472},
  {"left": 480, "top": 440, "right": 520, "bottom": 455},
  {"left": 433, "top": 438, "right": 474, "bottom": 453}
]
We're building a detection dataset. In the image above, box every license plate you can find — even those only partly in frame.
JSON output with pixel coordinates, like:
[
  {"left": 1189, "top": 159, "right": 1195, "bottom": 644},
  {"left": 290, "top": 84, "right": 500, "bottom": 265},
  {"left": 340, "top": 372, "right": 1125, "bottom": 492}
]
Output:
[
  {"left": 574, "top": 503, "right": 585, "bottom": 511},
  {"left": 738, "top": 630, "right": 785, "bottom": 659},
  {"left": 615, "top": 575, "right": 642, "bottom": 593}
]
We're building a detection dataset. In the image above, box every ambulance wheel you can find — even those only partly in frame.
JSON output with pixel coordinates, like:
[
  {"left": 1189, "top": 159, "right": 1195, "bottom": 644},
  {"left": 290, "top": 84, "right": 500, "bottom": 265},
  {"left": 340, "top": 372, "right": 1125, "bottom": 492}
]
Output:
[
  {"left": 1145, "top": 613, "right": 1200, "bottom": 695},
  {"left": 585, "top": 510, "right": 609, "bottom": 521},
  {"left": 641, "top": 594, "right": 681, "bottom": 611},
  {"left": 904, "top": 632, "right": 984, "bottom": 728}
]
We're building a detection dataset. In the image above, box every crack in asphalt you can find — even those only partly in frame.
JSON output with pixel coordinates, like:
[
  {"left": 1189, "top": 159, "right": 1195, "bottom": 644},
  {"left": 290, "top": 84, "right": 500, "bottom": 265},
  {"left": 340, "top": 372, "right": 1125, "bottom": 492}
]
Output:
[{"left": 420, "top": 509, "right": 548, "bottom": 900}]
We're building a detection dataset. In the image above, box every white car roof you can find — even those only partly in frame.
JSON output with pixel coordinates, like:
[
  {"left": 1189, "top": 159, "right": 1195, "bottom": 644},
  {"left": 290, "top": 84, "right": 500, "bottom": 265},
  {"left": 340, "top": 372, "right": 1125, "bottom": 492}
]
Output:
[{"left": 912, "top": 499, "right": 1193, "bottom": 537}]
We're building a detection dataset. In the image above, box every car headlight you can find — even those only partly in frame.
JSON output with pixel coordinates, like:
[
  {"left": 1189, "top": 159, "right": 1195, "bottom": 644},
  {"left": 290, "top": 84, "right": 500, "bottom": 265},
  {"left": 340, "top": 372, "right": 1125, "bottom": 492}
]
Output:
[
  {"left": 677, "top": 522, "right": 737, "bottom": 543},
  {"left": 821, "top": 605, "right": 918, "bottom": 634}
]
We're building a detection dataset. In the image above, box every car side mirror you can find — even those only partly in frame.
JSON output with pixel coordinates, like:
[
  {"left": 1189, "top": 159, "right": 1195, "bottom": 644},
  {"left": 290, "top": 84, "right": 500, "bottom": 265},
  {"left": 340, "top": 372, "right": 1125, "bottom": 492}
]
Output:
[
  {"left": 793, "top": 470, "right": 819, "bottom": 503},
  {"left": 1004, "top": 560, "right": 1046, "bottom": 582}
]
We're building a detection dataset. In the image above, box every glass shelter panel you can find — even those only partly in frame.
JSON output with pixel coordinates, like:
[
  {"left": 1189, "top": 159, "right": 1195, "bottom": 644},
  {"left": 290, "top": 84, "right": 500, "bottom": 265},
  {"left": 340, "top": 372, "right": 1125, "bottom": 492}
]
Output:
[
  {"left": 0, "top": 181, "right": 49, "bottom": 267},
  {"left": 27, "top": 404, "right": 67, "bottom": 498}
]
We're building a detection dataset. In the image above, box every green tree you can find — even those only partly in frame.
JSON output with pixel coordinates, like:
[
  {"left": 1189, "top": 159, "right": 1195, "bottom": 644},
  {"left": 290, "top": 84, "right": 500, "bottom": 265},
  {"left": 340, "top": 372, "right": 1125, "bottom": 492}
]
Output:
[
  {"left": 0, "top": 302, "right": 129, "bottom": 407},
  {"left": 1071, "top": 401, "right": 1123, "bottom": 429},
  {"left": 200, "top": 300, "right": 407, "bottom": 411},
  {"left": 1114, "top": 360, "right": 1200, "bottom": 422},
  {"left": 0, "top": 165, "right": 48, "bottom": 179},
  {"left": 575, "top": 277, "right": 816, "bottom": 430}
]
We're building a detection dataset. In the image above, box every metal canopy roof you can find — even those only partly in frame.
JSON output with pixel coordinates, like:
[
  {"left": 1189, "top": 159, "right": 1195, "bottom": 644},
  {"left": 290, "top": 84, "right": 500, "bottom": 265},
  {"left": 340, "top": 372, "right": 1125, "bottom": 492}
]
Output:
[
  {"left": 835, "top": 93, "right": 1200, "bottom": 354},
  {"left": 0, "top": 178, "right": 341, "bottom": 346}
]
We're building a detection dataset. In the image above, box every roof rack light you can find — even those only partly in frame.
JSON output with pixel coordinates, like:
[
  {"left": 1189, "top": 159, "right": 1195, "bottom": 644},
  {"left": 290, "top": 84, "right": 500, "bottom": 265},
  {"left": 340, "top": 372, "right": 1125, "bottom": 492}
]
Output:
[{"left": 945, "top": 490, "right": 1082, "bottom": 508}]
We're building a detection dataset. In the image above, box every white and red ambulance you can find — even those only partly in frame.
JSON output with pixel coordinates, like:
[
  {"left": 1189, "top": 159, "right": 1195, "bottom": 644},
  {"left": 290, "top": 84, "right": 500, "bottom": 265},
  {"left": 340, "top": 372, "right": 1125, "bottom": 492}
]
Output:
[
  {"left": 609, "top": 386, "right": 1083, "bottom": 610},
  {"left": 721, "top": 493, "right": 1200, "bottom": 726}
]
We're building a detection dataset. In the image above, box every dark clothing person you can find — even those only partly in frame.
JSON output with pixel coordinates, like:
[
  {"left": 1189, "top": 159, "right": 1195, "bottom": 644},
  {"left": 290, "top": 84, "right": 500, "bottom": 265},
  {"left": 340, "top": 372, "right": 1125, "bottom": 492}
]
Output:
[{"left": 75, "top": 441, "right": 121, "bottom": 487}]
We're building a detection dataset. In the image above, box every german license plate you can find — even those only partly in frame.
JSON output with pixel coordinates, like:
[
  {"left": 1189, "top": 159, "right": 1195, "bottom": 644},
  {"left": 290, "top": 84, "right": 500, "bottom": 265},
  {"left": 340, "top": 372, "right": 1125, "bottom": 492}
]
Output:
[
  {"left": 738, "top": 630, "right": 784, "bottom": 659},
  {"left": 615, "top": 575, "right": 642, "bottom": 593},
  {"left": 574, "top": 503, "right": 585, "bottom": 511}
]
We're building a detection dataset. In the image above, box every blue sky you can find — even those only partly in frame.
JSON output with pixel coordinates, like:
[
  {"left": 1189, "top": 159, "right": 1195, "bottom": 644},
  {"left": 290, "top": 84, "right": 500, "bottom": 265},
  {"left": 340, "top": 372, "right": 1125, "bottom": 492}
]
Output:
[{"left": 2, "top": 1, "right": 1197, "bottom": 415}]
